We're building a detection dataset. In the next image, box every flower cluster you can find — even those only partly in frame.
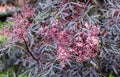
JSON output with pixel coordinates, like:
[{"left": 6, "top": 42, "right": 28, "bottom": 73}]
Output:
[
  {"left": 42, "top": 20, "right": 72, "bottom": 60},
  {"left": 10, "top": 5, "right": 35, "bottom": 40},
  {"left": 42, "top": 20, "right": 100, "bottom": 67},
  {"left": 73, "top": 23, "right": 99, "bottom": 61}
]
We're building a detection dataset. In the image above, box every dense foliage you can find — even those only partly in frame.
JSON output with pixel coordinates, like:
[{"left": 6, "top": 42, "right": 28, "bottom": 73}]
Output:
[{"left": 0, "top": 0, "right": 120, "bottom": 77}]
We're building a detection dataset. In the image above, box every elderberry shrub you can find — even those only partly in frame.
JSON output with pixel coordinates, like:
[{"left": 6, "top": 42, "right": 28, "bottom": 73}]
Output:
[{"left": 0, "top": 0, "right": 120, "bottom": 77}]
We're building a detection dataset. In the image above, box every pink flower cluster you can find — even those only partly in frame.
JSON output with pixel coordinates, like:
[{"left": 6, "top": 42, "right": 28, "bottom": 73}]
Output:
[
  {"left": 10, "top": 5, "right": 35, "bottom": 40},
  {"left": 73, "top": 23, "right": 99, "bottom": 61},
  {"left": 42, "top": 20, "right": 100, "bottom": 67},
  {"left": 42, "top": 26, "right": 72, "bottom": 67}
]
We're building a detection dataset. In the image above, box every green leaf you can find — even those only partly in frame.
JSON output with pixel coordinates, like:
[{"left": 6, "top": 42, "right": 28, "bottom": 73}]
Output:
[
  {"left": 18, "top": 70, "right": 30, "bottom": 77},
  {"left": 109, "top": 73, "right": 115, "bottom": 77},
  {"left": 0, "top": 35, "right": 9, "bottom": 43},
  {"left": 98, "top": 42, "right": 102, "bottom": 48},
  {"left": 0, "top": 22, "right": 5, "bottom": 28}
]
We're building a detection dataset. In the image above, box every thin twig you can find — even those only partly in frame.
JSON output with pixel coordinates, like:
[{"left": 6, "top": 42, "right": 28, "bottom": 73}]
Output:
[{"left": 23, "top": 38, "right": 38, "bottom": 62}]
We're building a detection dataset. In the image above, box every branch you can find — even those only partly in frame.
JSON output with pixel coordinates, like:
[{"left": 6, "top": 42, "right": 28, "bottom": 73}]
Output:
[{"left": 23, "top": 38, "right": 38, "bottom": 62}]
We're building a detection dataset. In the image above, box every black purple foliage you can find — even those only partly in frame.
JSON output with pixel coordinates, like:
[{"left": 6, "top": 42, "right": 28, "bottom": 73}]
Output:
[{"left": 0, "top": 0, "right": 120, "bottom": 77}]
